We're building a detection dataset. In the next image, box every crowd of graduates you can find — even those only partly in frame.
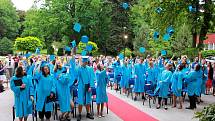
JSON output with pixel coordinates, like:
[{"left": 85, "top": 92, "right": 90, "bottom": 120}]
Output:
[{"left": 0, "top": 54, "right": 214, "bottom": 121}]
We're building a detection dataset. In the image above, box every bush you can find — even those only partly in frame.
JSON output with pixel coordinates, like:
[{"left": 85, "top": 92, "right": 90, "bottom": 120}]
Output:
[
  {"left": 14, "top": 36, "right": 43, "bottom": 52},
  {"left": 57, "top": 48, "right": 64, "bottom": 56},
  {"left": 0, "top": 37, "right": 13, "bottom": 55},
  {"left": 201, "top": 50, "right": 215, "bottom": 58},
  {"left": 120, "top": 48, "right": 132, "bottom": 57},
  {"left": 195, "top": 104, "right": 215, "bottom": 121},
  {"left": 77, "top": 41, "right": 99, "bottom": 55},
  {"left": 47, "top": 46, "right": 54, "bottom": 55}
]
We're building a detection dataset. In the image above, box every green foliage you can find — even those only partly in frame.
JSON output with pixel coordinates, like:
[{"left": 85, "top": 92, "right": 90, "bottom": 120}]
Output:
[
  {"left": 120, "top": 48, "right": 132, "bottom": 57},
  {"left": 195, "top": 104, "right": 215, "bottom": 121},
  {"left": 57, "top": 48, "right": 64, "bottom": 56},
  {"left": 47, "top": 46, "right": 55, "bottom": 55},
  {"left": 0, "top": 37, "right": 13, "bottom": 55},
  {"left": 77, "top": 41, "right": 98, "bottom": 55},
  {"left": 202, "top": 50, "right": 215, "bottom": 58},
  {"left": 14, "top": 36, "right": 43, "bottom": 52},
  {"left": 0, "top": 0, "right": 19, "bottom": 39}
]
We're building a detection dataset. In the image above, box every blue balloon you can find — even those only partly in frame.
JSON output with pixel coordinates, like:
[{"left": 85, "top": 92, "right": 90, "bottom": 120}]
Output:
[
  {"left": 122, "top": 2, "right": 129, "bottom": 10},
  {"left": 163, "top": 34, "right": 170, "bottom": 41},
  {"left": 81, "top": 35, "right": 89, "bottom": 43},
  {"left": 86, "top": 45, "right": 93, "bottom": 51},
  {"left": 118, "top": 53, "right": 124, "bottom": 60},
  {"left": 139, "top": 47, "right": 146, "bottom": 53},
  {"left": 81, "top": 50, "right": 87, "bottom": 56},
  {"left": 153, "top": 31, "right": 159, "bottom": 40},
  {"left": 161, "top": 50, "right": 167, "bottom": 56},
  {"left": 73, "top": 23, "right": 81, "bottom": 33}
]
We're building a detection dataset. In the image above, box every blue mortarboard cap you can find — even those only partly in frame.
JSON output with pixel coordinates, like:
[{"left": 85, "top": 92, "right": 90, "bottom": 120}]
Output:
[
  {"left": 65, "top": 46, "right": 71, "bottom": 52},
  {"left": 161, "top": 50, "right": 167, "bottom": 56},
  {"left": 50, "top": 55, "right": 55, "bottom": 61},
  {"left": 139, "top": 47, "right": 146, "bottom": 53},
  {"left": 73, "top": 22, "right": 82, "bottom": 33},
  {"left": 118, "top": 53, "right": 124, "bottom": 60},
  {"left": 62, "top": 67, "right": 67, "bottom": 73},
  {"left": 86, "top": 45, "right": 93, "bottom": 52},
  {"left": 163, "top": 34, "right": 170, "bottom": 41},
  {"left": 35, "top": 48, "right": 40, "bottom": 54},
  {"left": 41, "top": 61, "right": 48, "bottom": 68},
  {"left": 156, "top": 7, "right": 162, "bottom": 14},
  {"left": 188, "top": 5, "right": 196, "bottom": 12},
  {"left": 122, "top": 2, "right": 129, "bottom": 10},
  {"left": 82, "top": 56, "right": 89, "bottom": 63},
  {"left": 81, "top": 50, "right": 87, "bottom": 56},
  {"left": 153, "top": 31, "right": 159, "bottom": 40},
  {"left": 167, "top": 26, "right": 174, "bottom": 36},
  {"left": 70, "top": 40, "right": 76, "bottom": 48},
  {"left": 81, "top": 35, "right": 89, "bottom": 43},
  {"left": 25, "top": 52, "right": 31, "bottom": 58}
]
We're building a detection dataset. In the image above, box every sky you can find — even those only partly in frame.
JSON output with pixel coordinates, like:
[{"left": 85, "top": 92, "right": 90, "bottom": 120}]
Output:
[{"left": 11, "top": 0, "right": 41, "bottom": 11}]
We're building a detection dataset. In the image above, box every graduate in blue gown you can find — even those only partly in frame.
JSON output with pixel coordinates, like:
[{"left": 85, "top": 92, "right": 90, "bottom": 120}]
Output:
[
  {"left": 36, "top": 65, "right": 56, "bottom": 121},
  {"left": 56, "top": 67, "right": 72, "bottom": 120},
  {"left": 184, "top": 64, "right": 201, "bottom": 109},
  {"left": 113, "top": 59, "right": 122, "bottom": 90},
  {"left": 171, "top": 65, "right": 184, "bottom": 109},
  {"left": 133, "top": 57, "right": 146, "bottom": 101},
  {"left": 10, "top": 67, "right": 34, "bottom": 121},
  {"left": 155, "top": 63, "right": 172, "bottom": 110},
  {"left": 77, "top": 56, "right": 95, "bottom": 121},
  {"left": 120, "top": 60, "right": 132, "bottom": 93},
  {"left": 146, "top": 61, "right": 156, "bottom": 87},
  {"left": 95, "top": 63, "right": 108, "bottom": 118}
]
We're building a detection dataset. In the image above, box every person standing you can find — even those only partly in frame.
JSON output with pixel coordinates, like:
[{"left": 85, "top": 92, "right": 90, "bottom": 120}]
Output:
[
  {"left": 206, "top": 62, "right": 213, "bottom": 95},
  {"left": 95, "top": 64, "right": 108, "bottom": 118},
  {"left": 77, "top": 56, "right": 94, "bottom": 121},
  {"left": 5, "top": 54, "right": 15, "bottom": 79},
  {"left": 155, "top": 63, "right": 172, "bottom": 110},
  {"left": 10, "top": 67, "right": 34, "bottom": 121}
]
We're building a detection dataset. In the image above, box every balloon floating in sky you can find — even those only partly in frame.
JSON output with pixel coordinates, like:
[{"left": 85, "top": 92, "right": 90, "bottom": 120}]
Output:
[
  {"left": 73, "top": 23, "right": 82, "bottom": 33},
  {"left": 161, "top": 50, "right": 167, "bottom": 56},
  {"left": 139, "top": 47, "right": 146, "bottom": 53},
  {"left": 163, "top": 34, "right": 170, "bottom": 41},
  {"left": 70, "top": 40, "right": 76, "bottom": 48},
  {"left": 156, "top": 7, "right": 162, "bottom": 14},
  {"left": 153, "top": 31, "right": 159, "bottom": 40},
  {"left": 118, "top": 53, "right": 124, "bottom": 60},
  {"left": 81, "top": 35, "right": 89, "bottom": 43},
  {"left": 122, "top": 2, "right": 129, "bottom": 10},
  {"left": 86, "top": 45, "right": 93, "bottom": 52},
  {"left": 81, "top": 50, "right": 87, "bottom": 56}
]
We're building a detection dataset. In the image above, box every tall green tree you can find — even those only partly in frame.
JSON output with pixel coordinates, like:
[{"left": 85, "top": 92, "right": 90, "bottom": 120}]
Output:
[{"left": 0, "top": 0, "right": 19, "bottom": 39}]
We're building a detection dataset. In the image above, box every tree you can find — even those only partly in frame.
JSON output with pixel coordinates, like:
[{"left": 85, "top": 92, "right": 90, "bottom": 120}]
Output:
[
  {"left": 0, "top": 0, "right": 19, "bottom": 39},
  {"left": 77, "top": 41, "right": 99, "bottom": 55},
  {"left": 14, "top": 36, "right": 43, "bottom": 52},
  {"left": 0, "top": 37, "right": 13, "bottom": 55}
]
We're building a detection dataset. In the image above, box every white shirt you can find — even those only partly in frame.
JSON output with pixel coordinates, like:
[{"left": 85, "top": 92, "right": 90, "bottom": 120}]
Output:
[{"left": 5, "top": 58, "right": 15, "bottom": 68}]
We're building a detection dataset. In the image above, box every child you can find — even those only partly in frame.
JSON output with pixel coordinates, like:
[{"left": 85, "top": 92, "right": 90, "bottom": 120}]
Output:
[{"left": 96, "top": 64, "right": 108, "bottom": 118}]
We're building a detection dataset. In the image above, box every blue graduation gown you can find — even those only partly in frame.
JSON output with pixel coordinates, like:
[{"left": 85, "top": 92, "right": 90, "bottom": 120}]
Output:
[
  {"left": 146, "top": 67, "right": 156, "bottom": 85},
  {"left": 184, "top": 71, "right": 199, "bottom": 96},
  {"left": 120, "top": 65, "right": 132, "bottom": 88},
  {"left": 36, "top": 75, "right": 56, "bottom": 112},
  {"left": 77, "top": 66, "right": 95, "bottom": 105},
  {"left": 114, "top": 65, "right": 122, "bottom": 83},
  {"left": 56, "top": 73, "right": 71, "bottom": 113},
  {"left": 171, "top": 71, "right": 183, "bottom": 97},
  {"left": 133, "top": 63, "right": 146, "bottom": 93},
  {"left": 69, "top": 59, "right": 78, "bottom": 87},
  {"left": 155, "top": 70, "right": 172, "bottom": 98},
  {"left": 10, "top": 75, "right": 34, "bottom": 117},
  {"left": 96, "top": 70, "right": 108, "bottom": 104}
]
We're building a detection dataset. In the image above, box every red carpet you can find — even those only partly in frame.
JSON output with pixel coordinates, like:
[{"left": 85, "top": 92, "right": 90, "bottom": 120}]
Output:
[{"left": 108, "top": 93, "right": 158, "bottom": 121}]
